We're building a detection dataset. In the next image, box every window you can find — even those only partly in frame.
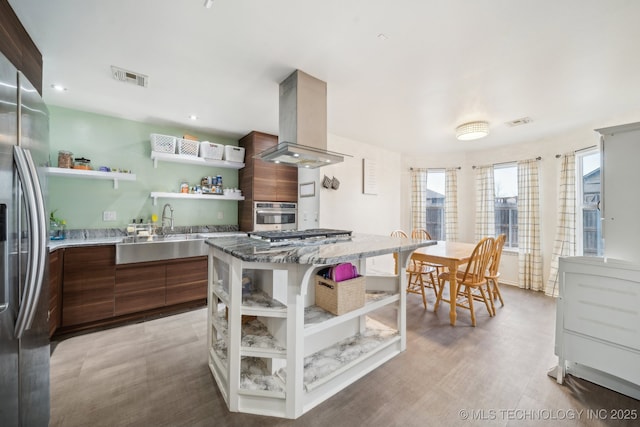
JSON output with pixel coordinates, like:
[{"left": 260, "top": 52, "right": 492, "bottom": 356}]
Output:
[
  {"left": 425, "top": 170, "right": 445, "bottom": 240},
  {"left": 577, "top": 150, "right": 602, "bottom": 256},
  {"left": 494, "top": 164, "right": 518, "bottom": 248}
]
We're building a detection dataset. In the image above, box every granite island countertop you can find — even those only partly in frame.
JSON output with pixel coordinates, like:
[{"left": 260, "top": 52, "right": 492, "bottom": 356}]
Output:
[{"left": 205, "top": 233, "right": 436, "bottom": 264}]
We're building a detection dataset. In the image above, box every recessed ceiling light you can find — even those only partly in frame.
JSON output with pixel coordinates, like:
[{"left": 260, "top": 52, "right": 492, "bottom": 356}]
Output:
[
  {"left": 51, "top": 84, "right": 67, "bottom": 91},
  {"left": 189, "top": 115, "right": 198, "bottom": 120},
  {"left": 377, "top": 33, "right": 388, "bottom": 40},
  {"left": 204, "top": 0, "right": 214, "bottom": 8}
]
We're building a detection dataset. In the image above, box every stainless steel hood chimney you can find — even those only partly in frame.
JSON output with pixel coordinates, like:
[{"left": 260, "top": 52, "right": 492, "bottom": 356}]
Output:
[{"left": 255, "top": 70, "right": 348, "bottom": 168}]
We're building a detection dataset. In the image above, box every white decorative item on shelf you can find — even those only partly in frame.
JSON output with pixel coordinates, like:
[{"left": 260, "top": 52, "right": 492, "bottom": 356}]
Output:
[
  {"left": 177, "top": 138, "right": 200, "bottom": 156},
  {"left": 150, "top": 133, "right": 177, "bottom": 153},
  {"left": 223, "top": 145, "right": 245, "bottom": 163},
  {"left": 199, "top": 141, "right": 224, "bottom": 160}
]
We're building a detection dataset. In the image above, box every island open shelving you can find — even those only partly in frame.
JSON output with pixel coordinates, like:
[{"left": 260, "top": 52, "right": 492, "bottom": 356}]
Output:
[{"left": 205, "top": 234, "right": 432, "bottom": 419}]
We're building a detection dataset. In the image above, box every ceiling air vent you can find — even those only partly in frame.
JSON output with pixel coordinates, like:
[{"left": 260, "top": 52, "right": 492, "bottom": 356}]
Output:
[
  {"left": 111, "top": 66, "right": 148, "bottom": 87},
  {"left": 506, "top": 117, "right": 532, "bottom": 127}
]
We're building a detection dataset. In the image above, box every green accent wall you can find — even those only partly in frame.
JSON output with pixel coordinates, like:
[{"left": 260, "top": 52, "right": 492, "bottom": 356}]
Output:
[{"left": 48, "top": 106, "right": 242, "bottom": 229}]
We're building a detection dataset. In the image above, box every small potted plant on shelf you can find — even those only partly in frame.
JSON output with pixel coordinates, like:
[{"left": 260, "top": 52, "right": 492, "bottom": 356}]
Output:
[{"left": 50, "top": 209, "right": 66, "bottom": 240}]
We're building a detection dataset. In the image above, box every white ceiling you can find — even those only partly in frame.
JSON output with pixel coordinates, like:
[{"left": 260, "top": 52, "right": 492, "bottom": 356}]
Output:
[{"left": 9, "top": 0, "right": 640, "bottom": 155}]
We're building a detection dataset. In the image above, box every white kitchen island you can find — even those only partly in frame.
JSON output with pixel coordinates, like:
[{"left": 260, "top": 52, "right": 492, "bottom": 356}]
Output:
[{"left": 205, "top": 234, "right": 434, "bottom": 419}]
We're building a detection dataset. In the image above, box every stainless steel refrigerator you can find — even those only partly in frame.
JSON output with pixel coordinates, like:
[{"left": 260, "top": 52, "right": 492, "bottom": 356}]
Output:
[{"left": 0, "top": 51, "right": 50, "bottom": 426}]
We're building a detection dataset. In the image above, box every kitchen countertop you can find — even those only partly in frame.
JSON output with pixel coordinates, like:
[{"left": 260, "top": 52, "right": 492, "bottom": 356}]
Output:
[
  {"left": 205, "top": 233, "right": 436, "bottom": 264},
  {"left": 48, "top": 231, "right": 247, "bottom": 252}
]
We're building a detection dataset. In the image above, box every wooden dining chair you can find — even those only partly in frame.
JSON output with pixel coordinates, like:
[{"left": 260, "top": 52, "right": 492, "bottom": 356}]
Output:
[
  {"left": 390, "top": 230, "right": 437, "bottom": 309},
  {"left": 390, "top": 230, "right": 408, "bottom": 239},
  {"left": 410, "top": 228, "right": 431, "bottom": 240},
  {"left": 486, "top": 233, "right": 506, "bottom": 314},
  {"left": 410, "top": 228, "right": 442, "bottom": 296},
  {"left": 390, "top": 230, "right": 408, "bottom": 275},
  {"left": 435, "top": 237, "right": 495, "bottom": 326}
]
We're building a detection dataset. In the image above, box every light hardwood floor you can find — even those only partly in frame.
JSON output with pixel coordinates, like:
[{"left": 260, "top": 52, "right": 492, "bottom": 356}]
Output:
[{"left": 50, "top": 285, "right": 640, "bottom": 426}]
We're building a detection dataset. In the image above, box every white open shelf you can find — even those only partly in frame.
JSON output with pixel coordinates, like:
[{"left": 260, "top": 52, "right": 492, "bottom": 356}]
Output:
[
  {"left": 45, "top": 167, "right": 136, "bottom": 189},
  {"left": 149, "top": 191, "right": 244, "bottom": 205},
  {"left": 150, "top": 151, "right": 245, "bottom": 169},
  {"left": 302, "top": 318, "right": 400, "bottom": 392},
  {"left": 304, "top": 290, "right": 398, "bottom": 337}
]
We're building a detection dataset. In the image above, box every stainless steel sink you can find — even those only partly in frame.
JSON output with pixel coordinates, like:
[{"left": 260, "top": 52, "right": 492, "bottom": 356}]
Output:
[
  {"left": 116, "top": 234, "right": 207, "bottom": 264},
  {"left": 120, "top": 233, "right": 201, "bottom": 244}
]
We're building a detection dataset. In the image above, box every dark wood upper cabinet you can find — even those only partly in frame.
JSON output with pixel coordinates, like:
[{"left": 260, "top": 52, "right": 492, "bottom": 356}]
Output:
[
  {"left": 0, "top": 0, "right": 43, "bottom": 93},
  {"left": 238, "top": 131, "right": 298, "bottom": 231}
]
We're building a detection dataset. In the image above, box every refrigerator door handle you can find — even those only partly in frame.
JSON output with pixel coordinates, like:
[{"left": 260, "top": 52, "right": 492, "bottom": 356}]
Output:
[{"left": 13, "top": 146, "right": 47, "bottom": 338}]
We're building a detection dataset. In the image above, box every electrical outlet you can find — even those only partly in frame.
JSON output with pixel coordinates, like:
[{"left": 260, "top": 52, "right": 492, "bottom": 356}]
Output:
[
  {"left": 217, "top": 211, "right": 224, "bottom": 219},
  {"left": 103, "top": 211, "right": 117, "bottom": 221}
]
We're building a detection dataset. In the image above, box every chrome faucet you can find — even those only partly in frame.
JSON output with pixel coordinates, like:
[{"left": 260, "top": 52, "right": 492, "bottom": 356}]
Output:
[{"left": 161, "top": 203, "right": 174, "bottom": 233}]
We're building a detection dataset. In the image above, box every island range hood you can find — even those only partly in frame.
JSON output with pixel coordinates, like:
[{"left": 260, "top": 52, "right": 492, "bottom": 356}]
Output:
[{"left": 254, "top": 70, "right": 348, "bottom": 168}]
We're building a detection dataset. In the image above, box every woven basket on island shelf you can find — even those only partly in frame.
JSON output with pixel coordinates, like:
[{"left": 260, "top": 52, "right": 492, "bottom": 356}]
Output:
[{"left": 314, "top": 275, "right": 365, "bottom": 315}]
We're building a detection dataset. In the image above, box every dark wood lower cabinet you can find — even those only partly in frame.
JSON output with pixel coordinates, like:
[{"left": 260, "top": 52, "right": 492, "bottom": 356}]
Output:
[
  {"left": 115, "top": 263, "right": 166, "bottom": 316},
  {"left": 166, "top": 257, "right": 208, "bottom": 305},
  {"left": 61, "top": 246, "right": 115, "bottom": 327},
  {"left": 56, "top": 246, "right": 207, "bottom": 335},
  {"left": 48, "top": 249, "right": 63, "bottom": 337}
]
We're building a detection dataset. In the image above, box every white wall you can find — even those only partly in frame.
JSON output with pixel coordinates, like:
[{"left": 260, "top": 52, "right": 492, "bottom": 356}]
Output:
[
  {"left": 320, "top": 133, "right": 402, "bottom": 234},
  {"left": 319, "top": 133, "right": 402, "bottom": 274}
]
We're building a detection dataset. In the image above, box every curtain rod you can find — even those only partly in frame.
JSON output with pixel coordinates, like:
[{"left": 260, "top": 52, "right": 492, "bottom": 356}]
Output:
[
  {"left": 555, "top": 145, "right": 597, "bottom": 158},
  {"left": 409, "top": 166, "right": 461, "bottom": 171},
  {"left": 472, "top": 157, "right": 541, "bottom": 169}
]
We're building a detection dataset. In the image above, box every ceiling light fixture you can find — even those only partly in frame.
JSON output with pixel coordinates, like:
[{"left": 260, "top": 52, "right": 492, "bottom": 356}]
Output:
[
  {"left": 189, "top": 114, "right": 198, "bottom": 120},
  {"left": 204, "top": 0, "right": 214, "bottom": 8},
  {"left": 455, "top": 121, "right": 489, "bottom": 141},
  {"left": 51, "top": 84, "right": 67, "bottom": 91}
]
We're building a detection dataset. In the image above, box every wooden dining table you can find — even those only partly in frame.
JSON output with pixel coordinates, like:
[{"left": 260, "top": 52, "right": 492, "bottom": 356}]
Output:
[{"left": 411, "top": 240, "right": 478, "bottom": 326}]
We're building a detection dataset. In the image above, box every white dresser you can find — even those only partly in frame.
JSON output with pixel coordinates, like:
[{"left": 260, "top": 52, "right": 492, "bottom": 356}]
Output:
[{"left": 556, "top": 256, "right": 640, "bottom": 399}]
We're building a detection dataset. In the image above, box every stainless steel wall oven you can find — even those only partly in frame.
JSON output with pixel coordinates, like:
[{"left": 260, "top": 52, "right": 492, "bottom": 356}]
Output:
[{"left": 253, "top": 202, "right": 297, "bottom": 231}]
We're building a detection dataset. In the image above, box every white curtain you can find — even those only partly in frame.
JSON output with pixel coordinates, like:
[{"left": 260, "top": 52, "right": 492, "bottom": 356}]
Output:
[
  {"left": 517, "top": 159, "right": 543, "bottom": 291},
  {"left": 475, "top": 166, "right": 495, "bottom": 241},
  {"left": 445, "top": 168, "right": 459, "bottom": 241},
  {"left": 410, "top": 169, "right": 427, "bottom": 231},
  {"left": 546, "top": 153, "right": 577, "bottom": 297}
]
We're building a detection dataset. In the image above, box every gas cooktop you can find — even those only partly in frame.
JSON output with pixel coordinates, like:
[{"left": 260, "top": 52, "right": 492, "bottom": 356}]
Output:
[{"left": 248, "top": 228, "right": 352, "bottom": 243}]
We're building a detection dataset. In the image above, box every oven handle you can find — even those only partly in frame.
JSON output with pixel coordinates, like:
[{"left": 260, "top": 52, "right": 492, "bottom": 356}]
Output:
[{"left": 255, "top": 210, "right": 296, "bottom": 214}]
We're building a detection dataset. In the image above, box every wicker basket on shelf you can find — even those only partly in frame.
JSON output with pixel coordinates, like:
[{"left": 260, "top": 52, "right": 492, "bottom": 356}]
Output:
[
  {"left": 314, "top": 275, "right": 365, "bottom": 315},
  {"left": 150, "top": 134, "right": 177, "bottom": 154},
  {"left": 177, "top": 138, "right": 199, "bottom": 156}
]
